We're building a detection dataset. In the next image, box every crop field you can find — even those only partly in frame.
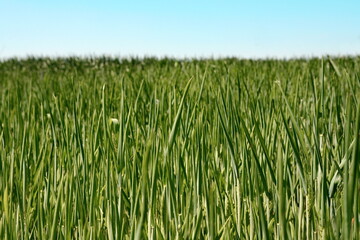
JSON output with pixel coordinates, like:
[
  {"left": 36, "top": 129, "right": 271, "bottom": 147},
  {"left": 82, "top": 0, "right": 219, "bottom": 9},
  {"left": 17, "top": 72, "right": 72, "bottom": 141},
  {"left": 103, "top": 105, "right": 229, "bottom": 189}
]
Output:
[{"left": 0, "top": 57, "right": 359, "bottom": 239}]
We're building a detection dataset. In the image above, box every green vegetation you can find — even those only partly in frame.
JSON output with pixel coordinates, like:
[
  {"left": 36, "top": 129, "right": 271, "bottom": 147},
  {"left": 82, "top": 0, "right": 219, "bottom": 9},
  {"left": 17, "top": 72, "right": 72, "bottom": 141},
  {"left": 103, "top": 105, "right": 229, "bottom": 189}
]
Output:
[{"left": 0, "top": 57, "right": 359, "bottom": 239}]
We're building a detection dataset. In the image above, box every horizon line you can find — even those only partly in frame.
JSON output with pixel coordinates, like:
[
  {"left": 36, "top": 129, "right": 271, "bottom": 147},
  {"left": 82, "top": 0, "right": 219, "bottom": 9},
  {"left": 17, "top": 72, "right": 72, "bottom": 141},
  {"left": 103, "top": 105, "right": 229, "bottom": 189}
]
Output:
[{"left": 1, "top": 53, "right": 360, "bottom": 62}]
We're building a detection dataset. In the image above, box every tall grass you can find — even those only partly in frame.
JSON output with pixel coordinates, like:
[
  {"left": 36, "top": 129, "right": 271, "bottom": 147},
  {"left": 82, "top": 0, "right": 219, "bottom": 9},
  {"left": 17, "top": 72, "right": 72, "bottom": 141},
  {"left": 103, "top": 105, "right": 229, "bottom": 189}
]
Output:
[{"left": 0, "top": 57, "right": 359, "bottom": 239}]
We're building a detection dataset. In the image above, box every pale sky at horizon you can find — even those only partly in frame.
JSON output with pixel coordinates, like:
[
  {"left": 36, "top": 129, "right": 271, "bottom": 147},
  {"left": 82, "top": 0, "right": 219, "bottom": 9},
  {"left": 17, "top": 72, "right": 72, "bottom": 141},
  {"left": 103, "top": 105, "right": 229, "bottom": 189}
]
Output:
[{"left": 1, "top": 0, "right": 360, "bottom": 59}]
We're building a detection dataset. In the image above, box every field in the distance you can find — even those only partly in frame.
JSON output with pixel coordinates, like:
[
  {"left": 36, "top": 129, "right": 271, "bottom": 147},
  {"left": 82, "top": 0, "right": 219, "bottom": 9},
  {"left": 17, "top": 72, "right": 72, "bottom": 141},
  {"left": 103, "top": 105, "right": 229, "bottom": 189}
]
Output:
[{"left": 0, "top": 57, "right": 359, "bottom": 239}]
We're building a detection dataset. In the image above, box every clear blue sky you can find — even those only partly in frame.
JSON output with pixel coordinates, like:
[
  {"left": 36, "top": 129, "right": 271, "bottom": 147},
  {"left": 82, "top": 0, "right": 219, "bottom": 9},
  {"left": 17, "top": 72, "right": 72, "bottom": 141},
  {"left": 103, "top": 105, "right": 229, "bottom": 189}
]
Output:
[{"left": 1, "top": 0, "right": 360, "bottom": 59}]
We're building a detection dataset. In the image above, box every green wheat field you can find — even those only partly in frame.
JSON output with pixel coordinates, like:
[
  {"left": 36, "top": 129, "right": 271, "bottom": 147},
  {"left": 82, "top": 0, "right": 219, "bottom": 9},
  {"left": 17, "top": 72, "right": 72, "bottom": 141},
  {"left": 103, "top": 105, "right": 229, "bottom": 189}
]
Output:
[{"left": 0, "top": 57, "right": 359, "bottom": 239}]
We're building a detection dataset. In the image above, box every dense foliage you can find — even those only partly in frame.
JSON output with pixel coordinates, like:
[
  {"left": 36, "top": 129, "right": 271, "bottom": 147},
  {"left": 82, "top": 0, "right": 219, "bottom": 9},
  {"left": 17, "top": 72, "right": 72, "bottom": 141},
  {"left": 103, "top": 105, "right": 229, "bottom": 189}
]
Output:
[{"left": 0, "top": 57, "right": 359, "bottom": 239}]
